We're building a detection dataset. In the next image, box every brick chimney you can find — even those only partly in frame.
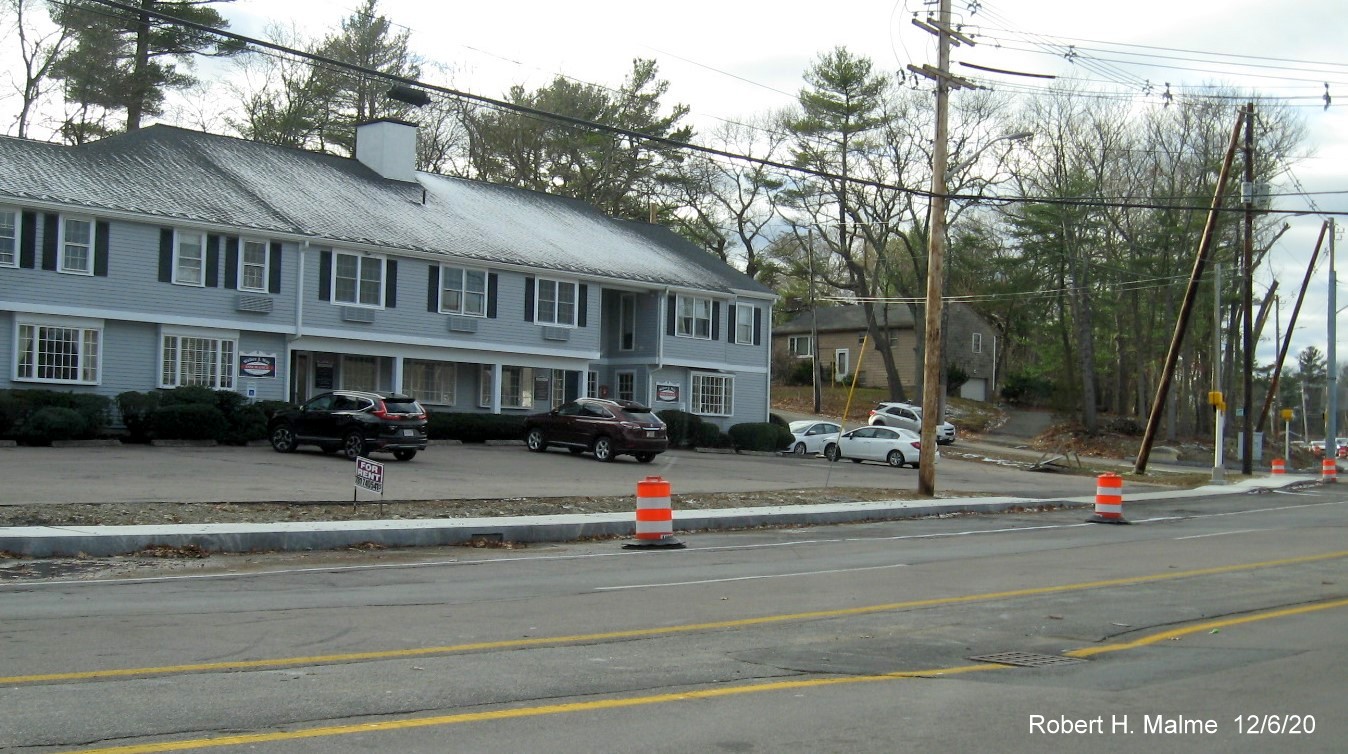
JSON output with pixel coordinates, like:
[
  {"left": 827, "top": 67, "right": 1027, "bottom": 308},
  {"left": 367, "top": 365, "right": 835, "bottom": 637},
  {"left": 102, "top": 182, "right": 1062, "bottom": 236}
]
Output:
[{"left": 355, "top": 119, "right": 418, "bottom": 182}]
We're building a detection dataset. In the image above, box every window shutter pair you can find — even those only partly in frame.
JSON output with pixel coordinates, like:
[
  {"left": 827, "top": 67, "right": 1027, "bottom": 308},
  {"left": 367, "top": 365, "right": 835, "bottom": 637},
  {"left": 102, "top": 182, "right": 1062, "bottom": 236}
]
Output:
[
  {"left": 221, "top": 239, "right": 283, "bottom": 294},
  {"left": 35, "top": 214, "right": 110, "bottom": 275}
]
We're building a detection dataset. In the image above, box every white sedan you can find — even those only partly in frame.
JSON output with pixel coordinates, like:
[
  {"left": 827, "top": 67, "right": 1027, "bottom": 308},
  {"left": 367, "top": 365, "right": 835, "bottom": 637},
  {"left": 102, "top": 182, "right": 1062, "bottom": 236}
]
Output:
[
  {"left": 785, "top": 420, "right": 842, "bottom": 456},
  {"left": 825, "top": 425, "right": 923, "bottom": 468}
]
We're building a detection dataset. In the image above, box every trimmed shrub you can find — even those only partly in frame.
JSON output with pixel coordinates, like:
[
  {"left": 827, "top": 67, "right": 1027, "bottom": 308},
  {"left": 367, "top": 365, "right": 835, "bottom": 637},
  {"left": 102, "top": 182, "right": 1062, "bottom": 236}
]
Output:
[
  {"left": 692, "top": 421, "right": 730, "bottom": 449},
  {"left": 222, "top": 406, "right": 269, "bottom": 445},
  {"left": 157, "top": 385, "right": 219, "bottom": 407},
  {"left": 427, "top": 412, "right": 527, "bottom": 442},
  {"left": 729, "top": 422, "right": 794, "bottom": 452},
  {"left": 768, "top": 412, "right": 789, "bottom": 428},
  {"left": 657, "top": 409, "right": 702, "bottom": 448},
  {"left": 16, "top": 406, "right": 88, "bottom": 446},
  {"left": 252, "top": 400, "right": 294, "bottom": 421},
  {"left": 117, "top": 390, "right": 161, "bottom": 443},
  {"left": 150, "top": 404, "right": 228, "bottom": 441},
  {"left": 0, "top": 389, "right": 110, "bottom": 440},
  {"left": 0, "top": 391, "right": 21, "bottom": 438}
]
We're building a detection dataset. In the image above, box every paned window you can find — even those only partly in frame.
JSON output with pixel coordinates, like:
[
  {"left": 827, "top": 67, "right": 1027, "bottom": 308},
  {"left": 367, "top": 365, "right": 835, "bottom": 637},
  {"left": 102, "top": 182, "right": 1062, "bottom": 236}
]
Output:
[
  {"left": 342, "top": 355, "right": 378, "bottom": 391},
  {"left": 0, "top": 208, "right": 16, "bottom": 267},
  {"left": 676, "top": 295, "right": 712, "bottom": 339},
  {"left": 161, "top": 333, "right": 235, "bottom": 389},
  {"left": 586, "top": 371, "right": 598, "bottom": 398},
  {"left": 972, "top": 332, "right": 983, "bottom": 353},
  {"left": 551, "top": 369, "right": 567, "bottom": 408},
  {"left": 617, "top": 371, "right": 635, "bottom": 401},
  {"left": 479, "top": 365, "right": 533, "bottom": 409},
  {"left": 734, "top": 305, "right": 755, "bottom": 344},
  {"left": 536, "top": 278, "right": 577, "bottom": 326},
  {"left": 240, "top": 239, "right": 269, "bottom": 292},
  {"left": 172, "top": 229, "right": 205, "bottom": 285},
  {"left": 334, "top": 252, "right": 383, "bottom": 307},
  {"left": 788, "top": 335, "right": 812, "bottom": 357},
  {"left": 16, "top": 321, "right": 101, "bottom": 383},
  {"left": 691, "top": 373, "right": 733, "bottom": 416},
  {"left": 61, "top": 217, "right": 94, "bottom": 275},
  {"left": 441, "top": 266, "right": 488, "bottom": 316},
  {"left": 405, "top": 359, "right": 455, "bottom": 405}
]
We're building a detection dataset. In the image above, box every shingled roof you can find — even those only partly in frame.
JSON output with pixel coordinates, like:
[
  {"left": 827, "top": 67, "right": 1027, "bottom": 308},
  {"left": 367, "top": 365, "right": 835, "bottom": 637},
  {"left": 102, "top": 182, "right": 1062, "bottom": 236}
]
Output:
[
  {"left": 776, "top": 304, "right": 919, "bottom": 334},
  {"left": 0, "top": 125, "right": 773, "bottom": 297}
]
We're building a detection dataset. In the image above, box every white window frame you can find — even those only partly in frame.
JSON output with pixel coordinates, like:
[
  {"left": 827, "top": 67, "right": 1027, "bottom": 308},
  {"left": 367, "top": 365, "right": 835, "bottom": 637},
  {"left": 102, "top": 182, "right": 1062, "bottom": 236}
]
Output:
[
  {"left": 586, "top": 370, "right": 598, "bottom": 398},
  {"left": 788, "top": 335, "right": 812, "bottom": 357},
  {"left": 676, "top": 295, "right": 712, "bottom": 339},
  {"left": 479, "top": 365, "right": 533, "bottom": 409},
  {"left": 733, "top": 304, "right": 755, "bottom": 345},
  {"left": 551, "top": 369, "right": 567, "bottom": 409},
  {"left": 333, "top": 251, "right": 385, "bottom": 308},
  {"left": 60, "top": 215, "right": 95, "bottom": 276},
  {"left": 972, "top": 332, "right": 983, "bottom": 354},
  {"left": 172, "top": 228, "right": 205, "bottom": 286},
  {"left": 404, "top": 359, "right": 456, "bottom": 405},
  {"left": 341, "top": 354, "right": 379, "bottom": 392},
  {"left": 159, "top": 327, "right": 237, "bottom": 390},
  {"left": 239, "top": 238, "right": 270, "bottom": 293},
  {"left": 0, "top": 207, "right": 17, "bottom": 268},
  {"left": 617, "top": 370, "right": 636, "bottom": 402},
  {"left": 690, "top": 372, "right": 734, "bottom": 417},
  {"left": 619, "top": 293, "right": 636, "bottom": 350},
  {"left": 834, "top": 348, "right": 850, "bottom": 382},
  {"left": 536, "top": 278, "right": 577, "bottom": 327},
  {"left": 440, "top": 265, "right": 488, "bottom": 317},
  {"left": 14, "top": 316, "right": 102, "bottom": 385}
]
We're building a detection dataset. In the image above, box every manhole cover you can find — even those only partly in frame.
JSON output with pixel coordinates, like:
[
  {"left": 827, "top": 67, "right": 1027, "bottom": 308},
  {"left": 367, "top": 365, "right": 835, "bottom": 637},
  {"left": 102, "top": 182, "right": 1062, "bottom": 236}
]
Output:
[{"left": 968, "top": 651, "right": 1084, "bottom": 668}]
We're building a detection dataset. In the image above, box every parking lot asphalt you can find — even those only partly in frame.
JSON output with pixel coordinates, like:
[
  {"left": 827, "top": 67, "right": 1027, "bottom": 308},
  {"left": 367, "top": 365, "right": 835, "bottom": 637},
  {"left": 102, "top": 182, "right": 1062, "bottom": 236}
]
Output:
[{"left": 0, "top": 441, "right": 1299, "bottom": 557}]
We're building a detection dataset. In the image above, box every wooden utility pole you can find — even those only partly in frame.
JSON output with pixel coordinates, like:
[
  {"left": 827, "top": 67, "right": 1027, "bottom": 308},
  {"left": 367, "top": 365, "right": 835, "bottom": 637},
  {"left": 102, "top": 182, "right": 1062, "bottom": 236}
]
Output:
[
  {"left": 909, "top": 0, "right": 975, "bottom": 495},
  {"left": 1257, "top": 222, "right": 1328, "bottom": 434},
  {"left": 1241, "top": 102, "right": 1256, "bottom": 475},
  {"left": 1136, "top": 109, "right": 1245, "bottom": 474}
]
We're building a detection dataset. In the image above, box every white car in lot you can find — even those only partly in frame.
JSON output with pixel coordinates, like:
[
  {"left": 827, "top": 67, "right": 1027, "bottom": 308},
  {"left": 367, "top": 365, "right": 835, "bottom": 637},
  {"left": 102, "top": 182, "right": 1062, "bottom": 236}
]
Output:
[
  {"left": 785, "top": 420, "right": 842, "bottom": 456},
  {"left": 825, "top": 425, "right": 924, "bottom": 468},
  {"left": 867, "top": 401, "right": 956, "bottom": 445}
]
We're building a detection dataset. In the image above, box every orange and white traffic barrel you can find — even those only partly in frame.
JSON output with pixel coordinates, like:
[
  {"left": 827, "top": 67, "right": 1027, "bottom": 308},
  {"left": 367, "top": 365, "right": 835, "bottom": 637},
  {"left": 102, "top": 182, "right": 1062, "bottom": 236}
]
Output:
[
  {"left": 1322, "top": 458, "right": 1338, "bottom": 483},
  {"left": 1271, "top": 458, "right": 1285, "bottom": 475},
  {"left": 623, "top": 476, "right": 685, "bottom": 549},
  {"left": 1088, "top": 472, "right": 1129, "bottom": 524}
]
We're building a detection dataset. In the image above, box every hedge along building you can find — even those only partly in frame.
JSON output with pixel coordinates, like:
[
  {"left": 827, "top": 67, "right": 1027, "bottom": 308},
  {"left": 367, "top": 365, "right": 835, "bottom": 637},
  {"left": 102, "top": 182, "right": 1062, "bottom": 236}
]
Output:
[{"left": 0, "top": 120, "right": 776, "bottom": 428}]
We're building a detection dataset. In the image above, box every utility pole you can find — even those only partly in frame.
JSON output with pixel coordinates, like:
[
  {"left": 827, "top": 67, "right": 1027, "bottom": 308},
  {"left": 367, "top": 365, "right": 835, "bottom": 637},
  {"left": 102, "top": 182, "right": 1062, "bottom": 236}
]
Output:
[
  {"left": 808, "top": 228, "right": 821, "bottom": 414},
  {"left": 1328, "top": 218, "right": 1338, "bottom": 456},
  {"left": 909, "top": 0, "right": 975, "bottom": 496},
  {"left": 1241, "top": 102, "right": 1255, "bottom": 475},
  {"left": 1212, "top": 263, "right": 1224, "bottom": 483},
  {"left": 1258, "top": 222, "right": 1327, "bottom": 438}
]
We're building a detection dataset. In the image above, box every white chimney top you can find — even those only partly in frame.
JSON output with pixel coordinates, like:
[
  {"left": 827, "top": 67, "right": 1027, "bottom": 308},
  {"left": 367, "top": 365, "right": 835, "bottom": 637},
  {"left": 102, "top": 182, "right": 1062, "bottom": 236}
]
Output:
[{"left": 355, "top": 119, "right": 418, "bottom": 182}]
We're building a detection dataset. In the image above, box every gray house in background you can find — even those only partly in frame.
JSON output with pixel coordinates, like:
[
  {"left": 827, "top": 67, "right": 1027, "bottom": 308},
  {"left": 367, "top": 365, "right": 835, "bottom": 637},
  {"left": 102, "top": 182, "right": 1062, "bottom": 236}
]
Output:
[
  {"left": 773, "top": 303, "right": 996, "bottom": 401},
  {"left": 0, "top": 120, "right": 775, "bottom": 428}
]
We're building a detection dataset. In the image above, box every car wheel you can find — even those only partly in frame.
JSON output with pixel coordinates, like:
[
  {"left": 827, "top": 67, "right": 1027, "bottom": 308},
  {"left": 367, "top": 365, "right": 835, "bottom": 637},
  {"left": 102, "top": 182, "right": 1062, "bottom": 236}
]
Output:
[
  {"left": 593, "top": 436, "right": 616, "bottom": 462},
  {"left": 270, "top": 424, "right": 297, "bottom": 453},
  {"left": 886, "top": 450, "right": 905, "bottom": 468},
  {"left": 635, "top": 452, "right": 656, "bottom": 463},
  {"left": 792, "top": 442, "right": 807, "bottom": 456},
  {"left": 393, "top": 449, "right": 417, "bottom": 461},
  {"left": 342, "top": 431, "right": 366, "bottom": 461},
  {"left": 825, "top": 444, "right": 840, "bottom": 462},
  {"left": 526, "top": 428, "right": 548, "bottom": 453}
]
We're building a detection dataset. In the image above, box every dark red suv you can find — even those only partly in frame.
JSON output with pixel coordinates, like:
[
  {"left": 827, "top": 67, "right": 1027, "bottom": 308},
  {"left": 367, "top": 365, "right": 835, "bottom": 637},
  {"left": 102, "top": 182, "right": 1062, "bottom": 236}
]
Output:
[{"left": 524, "top": 398, "right": 668, "bottom": 463}]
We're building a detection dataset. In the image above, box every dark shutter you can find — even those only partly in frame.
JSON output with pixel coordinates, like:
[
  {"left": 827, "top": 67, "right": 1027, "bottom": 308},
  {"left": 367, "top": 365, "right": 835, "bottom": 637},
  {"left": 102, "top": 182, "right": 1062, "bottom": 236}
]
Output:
[
  {"left": 727, "top": 304, "right": 737, "bottom": 344},
  {"left": 564, "top": 371, "right": 581, "bottom": 402},
  {"left": 268, "top": 242, "right": 283, "bottom": 293},
  {"left": 158, "top": 229, "right": 173, "bottom": 282},
  {"left": 666, "top": 294, "right": 677, "bottom": 335},
  {"left": 524, "top": 276, "right": 535, "bottom": 322},
  {"left": 224, "top": 237, "right": 239, "bottom": 289},
  {"left": 318, "top": 250, "right": 331, "bottom": 301},
  {"left": 205, "top": 235, "right": 220, "bottom": 287},
  {"left": 487, "top": 273, "right": 498, "bottom": 318},
  {"left": 41, "top": 214, "right": 57, "bottom": 270},
  {"left": 384, "top": 259, "right": 397, "bottom": 308},
  {"left": 93, "top": 221, "right": 110, "bottom": 277},
  {"left": 753, "top": 307, "right": 763, "bottom": 346},
  {"left": 711, "top": 301, "right": 721, "bottom": 341},
  {"left": 577, "top": 284, "right": 588, "bottom": 327},
  {"left": 19, "top": 212, "right": 36, "bottom": 268},
  {"left": 427, "top": 264, "right": 440, "bottom": 312}
]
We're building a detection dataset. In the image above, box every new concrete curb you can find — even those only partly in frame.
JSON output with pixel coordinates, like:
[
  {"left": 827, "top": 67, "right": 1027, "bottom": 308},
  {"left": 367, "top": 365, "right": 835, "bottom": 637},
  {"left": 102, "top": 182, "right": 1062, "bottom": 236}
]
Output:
[{"left": 0, "top": 475, "right": 1313, "bottom": 558}]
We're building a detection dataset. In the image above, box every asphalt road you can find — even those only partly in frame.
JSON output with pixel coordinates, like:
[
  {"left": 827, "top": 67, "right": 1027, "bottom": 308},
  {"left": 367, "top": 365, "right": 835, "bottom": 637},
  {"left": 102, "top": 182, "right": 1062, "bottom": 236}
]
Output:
[
  {"left": 0, "top": 441, "right": 1117, "bottom": 506},
  {"left": 2, "top": 484, "right": 1344, "bottom": 753}
]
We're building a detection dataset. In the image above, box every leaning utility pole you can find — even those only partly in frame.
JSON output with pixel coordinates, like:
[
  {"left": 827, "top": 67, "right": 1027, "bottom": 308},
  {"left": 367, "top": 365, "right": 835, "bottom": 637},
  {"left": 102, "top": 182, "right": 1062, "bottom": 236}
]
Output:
[
  {"left": 1241, "top": 102, "right": 1256, "bottom": 475},
  {"left": 1136, "top": 108, "right": 1245, "bottom": 474},
  {"left": 909, "top": 0, "right": 975, "bottom": 495},
  {"left": 1257, "top": 222, "right": 1328, "bottom": 435}
]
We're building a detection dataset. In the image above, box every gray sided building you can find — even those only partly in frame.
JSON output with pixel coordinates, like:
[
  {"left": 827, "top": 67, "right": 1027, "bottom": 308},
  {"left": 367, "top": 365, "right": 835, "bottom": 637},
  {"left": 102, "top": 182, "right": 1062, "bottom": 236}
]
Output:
[{"left": 0, "top": 120, "right": 775, "bottom": 428}]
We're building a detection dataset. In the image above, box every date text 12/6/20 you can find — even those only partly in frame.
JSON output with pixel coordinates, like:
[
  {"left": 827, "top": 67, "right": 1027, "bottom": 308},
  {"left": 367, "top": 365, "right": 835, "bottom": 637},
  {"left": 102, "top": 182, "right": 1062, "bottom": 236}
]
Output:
[{"left": 1235, "top": 715, "right": 1315, "bottom": 735}]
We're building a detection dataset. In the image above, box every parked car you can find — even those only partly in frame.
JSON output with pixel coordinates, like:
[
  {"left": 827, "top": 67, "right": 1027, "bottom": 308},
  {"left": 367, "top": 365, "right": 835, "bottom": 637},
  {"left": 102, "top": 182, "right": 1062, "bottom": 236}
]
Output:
[
  {"left": 785, "top": 420, "right": 842, "bottom": 456},
  {"left": 825, "top": 425, "right": 924, "bottom": 468},
  {"left": 867, "top": 401, "right": 956, "bottom": 445},
  {"left": 1309, "top": 439, "right": 1348, "bottom": 458},
  {"left": 268, "top": 390, "right": 428, "bottom": 461},
  {"left": 524, "top": 398, "right": 668, "bottom": 462}
]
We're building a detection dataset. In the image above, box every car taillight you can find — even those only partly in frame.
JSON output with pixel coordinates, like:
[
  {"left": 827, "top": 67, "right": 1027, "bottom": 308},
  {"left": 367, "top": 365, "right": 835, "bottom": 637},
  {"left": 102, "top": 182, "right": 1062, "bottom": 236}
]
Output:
[
  {"left": 910, "top": 442, "right": 921, "bottom": 450},
  {"left": 868, "top": 410, "right": 877, "bottom": 416}
]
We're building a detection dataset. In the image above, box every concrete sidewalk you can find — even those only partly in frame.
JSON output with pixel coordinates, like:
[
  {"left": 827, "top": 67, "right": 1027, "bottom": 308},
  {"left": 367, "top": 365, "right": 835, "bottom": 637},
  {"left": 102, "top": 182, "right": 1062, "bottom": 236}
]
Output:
[{"left": 0, "top": 473, "right": 1311, "bottom": 558}]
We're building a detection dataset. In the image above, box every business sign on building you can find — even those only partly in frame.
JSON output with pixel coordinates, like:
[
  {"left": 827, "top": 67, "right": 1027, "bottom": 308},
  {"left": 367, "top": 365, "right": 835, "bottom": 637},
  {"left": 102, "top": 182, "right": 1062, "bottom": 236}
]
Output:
[
  {"left": 239, "top": 352, "right": 278, "bottom": 378},
  {"left": 655, "top": 383, "right": 680, "bottom": 402}
]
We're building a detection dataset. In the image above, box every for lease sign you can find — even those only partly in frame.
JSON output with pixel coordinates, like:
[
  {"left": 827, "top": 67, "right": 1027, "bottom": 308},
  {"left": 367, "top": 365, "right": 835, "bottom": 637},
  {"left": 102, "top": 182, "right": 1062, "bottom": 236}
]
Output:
[{"left": 354, "top": 457, "right": 384, "bottom": 494}]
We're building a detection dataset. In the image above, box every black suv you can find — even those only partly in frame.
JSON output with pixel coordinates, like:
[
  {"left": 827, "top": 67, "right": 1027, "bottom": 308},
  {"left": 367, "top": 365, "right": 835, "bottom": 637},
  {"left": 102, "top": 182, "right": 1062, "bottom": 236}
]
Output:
[
  {"left": 268, "top": 390, "right": 428, "bottom": 461},
  {"left": 524, "top": 398, "right": 668, "bottom": 462}
]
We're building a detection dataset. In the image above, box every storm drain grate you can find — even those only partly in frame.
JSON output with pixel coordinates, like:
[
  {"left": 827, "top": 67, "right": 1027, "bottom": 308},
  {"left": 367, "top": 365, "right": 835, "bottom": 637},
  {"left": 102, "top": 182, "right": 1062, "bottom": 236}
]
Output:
[{"left": 968, "top": 651, "right": 1085, "bottom": 668}]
